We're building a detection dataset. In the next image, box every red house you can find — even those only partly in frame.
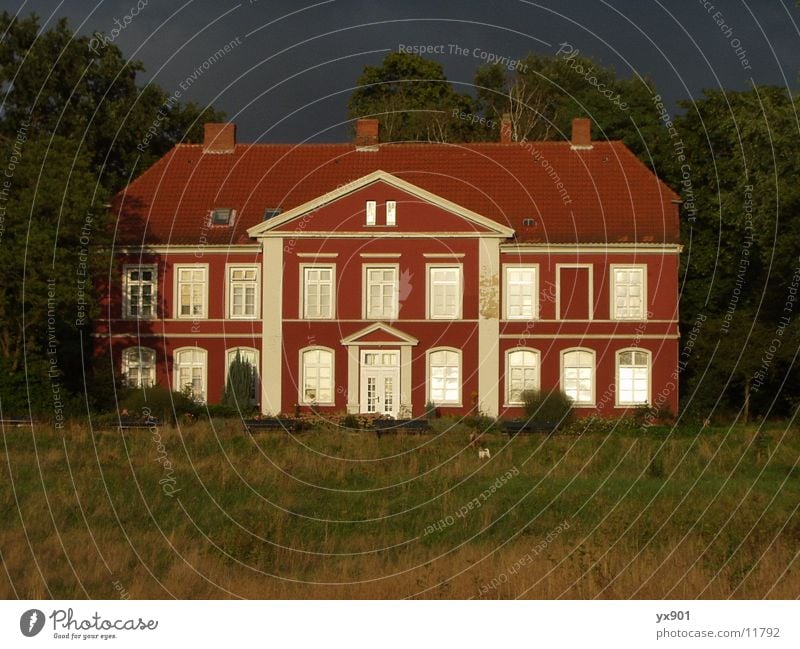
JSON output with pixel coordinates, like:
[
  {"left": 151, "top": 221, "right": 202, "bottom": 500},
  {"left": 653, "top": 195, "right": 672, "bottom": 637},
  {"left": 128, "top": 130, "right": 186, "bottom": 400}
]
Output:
[{"left": 98, "top": 117, "right": 681, "bottom": 418}]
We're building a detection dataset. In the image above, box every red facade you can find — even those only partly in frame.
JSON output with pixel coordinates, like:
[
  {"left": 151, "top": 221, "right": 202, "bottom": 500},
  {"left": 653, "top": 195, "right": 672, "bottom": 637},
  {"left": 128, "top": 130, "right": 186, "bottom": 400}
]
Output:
[{"left": 98, "top": 119, "right": 681, "bottom": 418}]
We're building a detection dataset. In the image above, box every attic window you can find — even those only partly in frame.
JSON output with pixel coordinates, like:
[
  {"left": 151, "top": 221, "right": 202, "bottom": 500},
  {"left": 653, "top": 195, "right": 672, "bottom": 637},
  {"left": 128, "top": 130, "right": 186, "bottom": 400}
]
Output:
[
  {"left": 365, "top": 200, "right": 377, "bottom": 226},
  {"left": 386, "top": 200, "right": 396, "bottom": 226},
  {"left": 522, "top": 218, "right": 536, "bottom": 227},
  {"left": 211, "top": 208, "right": 234, "bottom": 225},
  {"left": 263, "top": 208, "right": 283, "bottom": 221}
]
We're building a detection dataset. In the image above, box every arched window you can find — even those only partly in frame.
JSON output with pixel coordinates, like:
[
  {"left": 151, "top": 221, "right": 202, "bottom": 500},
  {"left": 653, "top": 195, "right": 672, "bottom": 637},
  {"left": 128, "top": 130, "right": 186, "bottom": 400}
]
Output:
[
  {"left": 121, "top": 347, "right": 156, "bottom": 388},
  {"left": 300, "top": 347, "right": 333, "bottom": 405},
  {"left": 428, "top": 348, "right": 461, "bottom": 405},
  {"left": 561, "top": 348, "right": 595, "bottom": 406},
  {"left": 617, "top": 349, "right": 651, "bottom": 406},
  {"left": 174, "top": 347, "right": 207, "bottom": 402},
  {"left": 226, "top": 347, "right": 260, "bottom": 404},
  {"left": 506, "top": 348, "right": 540, "bottom": 405}
]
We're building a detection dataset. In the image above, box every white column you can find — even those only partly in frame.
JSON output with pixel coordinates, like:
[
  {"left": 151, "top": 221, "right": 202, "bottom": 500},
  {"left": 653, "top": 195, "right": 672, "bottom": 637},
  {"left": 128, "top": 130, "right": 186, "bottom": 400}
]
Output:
[
  {"left": 478, "top": 238, "right": 501, "bottom": 416},
  {"left": 346, "top": 346, "right": 359, "bottom": 414},
  {"left": 261, "top": 237, "right": 283, "bottom": 414},
  {"left": 400, "top": 345, "right": 412, "bottom": 416}
]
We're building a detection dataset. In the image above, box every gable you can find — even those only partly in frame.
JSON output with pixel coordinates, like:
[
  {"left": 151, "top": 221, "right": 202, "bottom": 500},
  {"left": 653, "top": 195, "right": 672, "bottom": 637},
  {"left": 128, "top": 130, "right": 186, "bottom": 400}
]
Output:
[
  {"left": 341, "top": 322, "right": 419, "bottom": 346},
  {"left": 248, "top": 171, "right": 513, "bottom": 238}
]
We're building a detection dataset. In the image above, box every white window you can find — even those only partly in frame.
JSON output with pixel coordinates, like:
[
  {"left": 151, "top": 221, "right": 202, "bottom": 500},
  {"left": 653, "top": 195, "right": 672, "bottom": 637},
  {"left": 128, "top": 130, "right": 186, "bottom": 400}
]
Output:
[
  {"left": 561, "top": 349, "right": 595, "bottom": 406},
  {"left": 428, "top": 348, "right": 461, "bottom": 405},
  {"left": 365, "top": 266, "right": 398, "bottom": 319},
  {"left": 174, "top": 347, "right": 207, "bottom": 402},
  {"left": 617, "top": 349, "right": 650, "bottom": 406},
  {"left": 175, "top": 265, "right": 207, "bottom": 319},
  {"left": 226, "top": 347, "right": 260, "bottom": 404},
  {"left": 123, "top": 265, "right": 157, "bottom": 319},
  {"left": 210, "top": 208, "right": 234, "bottom": 225},
  {"left": 506, "top": 348, "right": 540, "bottom": 405},
  {"left": 386, "top": 200, "right": 396, "bottom": 226},
  {"left": 504, "top": 265, "right": 538, "bottom": 319},
  {"left": 228, "top": 266, "right": 258, "bottom": 318},
  {"left": 301, "top": 348, "right": 334, "bottom": 404},
  {"left": 428, "top": 265, "right": 461, "bottom": 319},
  {"left": 121, "top": 346, "right": 156, "bottom": 388},
  {"left": 366, "top": 200, "right": 377, "bottom": 226},
  {"left": 612, "top": 266, "right": 646, "bottom": 320},
  {"left": 303, "top": 266, "right": 334, "bottom": 319}
]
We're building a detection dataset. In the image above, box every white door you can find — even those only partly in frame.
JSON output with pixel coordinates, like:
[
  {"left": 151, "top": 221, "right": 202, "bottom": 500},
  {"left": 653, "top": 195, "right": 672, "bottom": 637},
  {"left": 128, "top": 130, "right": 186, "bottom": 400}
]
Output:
[{"left": 360, "top": 350, "right": 400, "bottom": 418}]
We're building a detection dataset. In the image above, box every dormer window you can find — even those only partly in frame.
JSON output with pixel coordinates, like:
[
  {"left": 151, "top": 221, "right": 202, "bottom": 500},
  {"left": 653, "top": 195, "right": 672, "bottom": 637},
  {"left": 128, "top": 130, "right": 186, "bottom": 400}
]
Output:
[
  {"left": 365, "top": 200, "right": 377, "bottom": 226},
  {"left": 386, "top": 200, "right": 396, "bottom": 226},
  {"left": 263, "top": 208, "right": 282, "bottom": 221},
  {"left": 211, "top": 208, "right": 234, "bottom": 225}
]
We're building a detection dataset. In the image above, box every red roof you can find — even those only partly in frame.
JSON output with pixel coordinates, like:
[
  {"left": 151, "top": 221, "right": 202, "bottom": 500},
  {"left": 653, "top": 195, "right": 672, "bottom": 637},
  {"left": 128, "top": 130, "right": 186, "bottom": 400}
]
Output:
[{"left": 114, "top": 140, "right": 680, "bottom": 246}]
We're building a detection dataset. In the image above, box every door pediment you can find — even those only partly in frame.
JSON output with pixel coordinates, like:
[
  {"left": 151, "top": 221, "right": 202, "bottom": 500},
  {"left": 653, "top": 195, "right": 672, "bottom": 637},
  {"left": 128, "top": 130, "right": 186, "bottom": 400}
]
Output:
[{"left": 341, "top": 322, "right": 418, "bottom": 346}]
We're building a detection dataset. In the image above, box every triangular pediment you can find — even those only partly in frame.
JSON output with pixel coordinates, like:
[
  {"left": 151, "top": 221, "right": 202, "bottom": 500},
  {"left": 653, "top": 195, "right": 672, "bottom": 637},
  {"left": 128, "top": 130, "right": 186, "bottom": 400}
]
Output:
[
  {"left": 340, "top": 322, "right": 419, "bottom": 346},
  {"left": 246, "top": 170, "right": 514, "bottom": 238}
]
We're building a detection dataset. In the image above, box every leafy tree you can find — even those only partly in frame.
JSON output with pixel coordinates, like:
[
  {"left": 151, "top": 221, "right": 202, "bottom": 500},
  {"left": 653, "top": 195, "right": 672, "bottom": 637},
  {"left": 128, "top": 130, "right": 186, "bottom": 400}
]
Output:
[
  {"left": 347, "top": 52, "right": 478, "bottom": 142},
  {"left": 222, "top": 351, "right": 257, "bottom": 411}
]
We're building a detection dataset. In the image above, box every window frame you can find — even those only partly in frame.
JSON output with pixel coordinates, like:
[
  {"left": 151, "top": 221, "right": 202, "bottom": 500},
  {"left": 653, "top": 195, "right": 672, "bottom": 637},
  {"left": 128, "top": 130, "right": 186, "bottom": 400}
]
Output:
[
  {"left": 362, "top": 264, "right": 399, "bottom": 320},
  {"left": 560, "top": 347, "right": 596, "bottom": 407},
  {"left": 504, "top": 347, "right": 541, "bottom": 406},
  {"left": 225, "top": 346, "right": 260, "bottom": 405},
  {"left": 300, "top": 264, "right": 336, "bottom": 320},
  {"left": 173, "top": 263, "right": 209, "bottom": 320},
  {"left": 615, "top": 347, "right": 652, "bottom": 407},
  {"left": 210, "top": 208, "right": 235, "bottom": 226},
  {"left": 365, "top": 200, "right": 377, "bottom": 226},
  {"left": 386, "top": 200, "right": 397, "bottom": 226},
  {"left": 426, "top": 263, "right": 463, "bottom": 320},
  {"left": 122, "top": 263, "right": 158, "bottom": 320},
  {"left": 227, "top": 264, "right": 260, "bottom": 320},
  {"left": 121, "top": 346, "right": 156, "bottom": 389},
  {"left": 503, "top": 263, "right": 539, "bottom": 320},
  {"left": 426, "top": 347, "right": 462, "bottom": 407},
  {"left": 173, "top": 346, "right": 208, "bottom": 403},
  {"left": 299, "top": 346, "right": 335, "bottom": 406},
  {"left": 610, "top": 264, "right": 647, "bottom": 321}
]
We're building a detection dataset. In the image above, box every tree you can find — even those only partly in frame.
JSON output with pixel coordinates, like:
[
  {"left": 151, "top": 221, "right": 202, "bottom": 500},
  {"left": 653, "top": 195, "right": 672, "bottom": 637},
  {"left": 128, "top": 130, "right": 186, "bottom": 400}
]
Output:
[
  {"left": 222, "top": 352, "right": 257, "bottom": 411},
  {"left": 347, "top": 52, "right": 477, "bottom": 143}
]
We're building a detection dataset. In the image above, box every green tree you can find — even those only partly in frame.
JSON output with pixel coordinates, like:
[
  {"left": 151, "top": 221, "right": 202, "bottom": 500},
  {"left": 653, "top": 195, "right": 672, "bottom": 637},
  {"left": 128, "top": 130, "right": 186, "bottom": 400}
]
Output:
[
  {"left": 222, "top": 352, "right": 257, "bottom": 411},
  {"left": 347, "top": 52, "right": 477, "bottom": 142}
]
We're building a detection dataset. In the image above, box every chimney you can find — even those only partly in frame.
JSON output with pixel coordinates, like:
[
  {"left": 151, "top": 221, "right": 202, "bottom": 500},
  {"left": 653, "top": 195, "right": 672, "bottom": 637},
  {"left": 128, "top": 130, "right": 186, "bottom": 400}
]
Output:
[
  {"left": 203, "top": 123, "right": 236, "bottom": 153},
  {"left": 570, "top": 117, "right": 592, "bottom": 150},
  {"left": 500, "top": 114, "right": 513, "bottom": 143},
  {"left": 355, "top": 118, "right": 380, "bottom": 149}
]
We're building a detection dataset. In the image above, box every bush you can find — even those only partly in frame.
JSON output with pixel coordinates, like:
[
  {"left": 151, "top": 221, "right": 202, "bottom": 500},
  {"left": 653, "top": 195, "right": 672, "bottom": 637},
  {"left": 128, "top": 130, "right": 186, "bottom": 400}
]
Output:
[
  {"left": 118, "top": 385, "right": 198, "bottom": 425},
  {"left": 222, "top": 352, "right": 257, "bottom": 411},
  {"left": 522, "top": 389, "right": 574, "bottom": 428}
]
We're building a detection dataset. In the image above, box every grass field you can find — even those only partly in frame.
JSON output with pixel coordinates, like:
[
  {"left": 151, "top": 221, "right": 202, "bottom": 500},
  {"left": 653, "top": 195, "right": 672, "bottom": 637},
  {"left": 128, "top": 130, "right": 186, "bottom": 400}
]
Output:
[{"left": 1, "top": 418, "right": 798, "bottom": 599}]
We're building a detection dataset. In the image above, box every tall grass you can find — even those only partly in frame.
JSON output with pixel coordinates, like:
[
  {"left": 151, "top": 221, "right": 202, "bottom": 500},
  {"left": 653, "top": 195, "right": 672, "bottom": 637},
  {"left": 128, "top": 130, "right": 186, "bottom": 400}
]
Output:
[{"left": 0, "top": 420, "right": 797, "bottom": 598}]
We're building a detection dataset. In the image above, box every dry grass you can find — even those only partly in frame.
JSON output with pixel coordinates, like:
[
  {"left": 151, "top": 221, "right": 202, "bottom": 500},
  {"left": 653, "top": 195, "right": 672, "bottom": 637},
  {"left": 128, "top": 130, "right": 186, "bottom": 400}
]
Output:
[{"left": 1, "top": 419, "right": 798, "bottom": 599}]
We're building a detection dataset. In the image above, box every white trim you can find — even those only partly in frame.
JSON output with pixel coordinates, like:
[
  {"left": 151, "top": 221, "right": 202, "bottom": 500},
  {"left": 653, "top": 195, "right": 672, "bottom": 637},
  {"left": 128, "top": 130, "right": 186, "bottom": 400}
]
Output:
[
  {"left": 500, "top": 333, "right": 679, "bottom": 340},
  {"left": 560, "top": 347, "right": 596, "bottom": 407},
  {"left": 423, "top": 253, "right": 465, "bottom": 259},
  {"left": 226, "top": 263, "right": 260, "bottom": 320},
  {"left": 173, "top": 346, "right": 208, "bottom": 403},
  {"left": 340, "top": 322, "right": 419, "bottom": 346},
  {"left": 300, "top": 263, "right": 336, "bottom": 320},
  {"left": 360, "top": 253, "right": 402, "bottom": 258},
  {"left": 503, "top": 263, "right": 539, "bottom": 321},
  {"left": 173, "top": 263, "right": 209, "bottom": 319},
  {"left": 504, "top": 347, "right": 541, "bottom": 407},
  {"left": 296, "top": 252, "right": 338, "bottom": 259},
  {"left": 501, "top": 243, "right": 683, "bottom": 254},
  {"left": 117, "top": 245, "right": 258, "bottom": 254},
  {"left": 298, "top": 346, "right": 335, "bottom": 406},
  {"left": 122, "top": 263, "right": 158, "bottom": 320},
  {"left": 426, "top": 263, "right": 463, "bottom": 320},
  {"left": 362, "top": 263, "right": 400, "bottom": 320},
  {"left": 615, "top": 347, "right": 652, "bottom": 407},
  {"left": 610, "top": 264, "right": 648, "bottom": 321},
  {"left": 247, "top": 170, "right": 515, "bottom": 238},
  {"left": 556, "top": 263, "right": 593, "bottom": 320},
  {"left": 426, "top": 347, "right": 462, "bottom": 407},
  {"left": 255, "top": 231, "right": 510, "bottom": 239},
  {"left": 261, "top": 238, "right": 283, "bottom": 414}
]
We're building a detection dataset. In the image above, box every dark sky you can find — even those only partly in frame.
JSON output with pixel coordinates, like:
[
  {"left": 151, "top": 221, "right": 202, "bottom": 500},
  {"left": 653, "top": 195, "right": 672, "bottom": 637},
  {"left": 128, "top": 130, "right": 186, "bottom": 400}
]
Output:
[{"left": 4, "top": 0, "right": 800, "bottom": 142}]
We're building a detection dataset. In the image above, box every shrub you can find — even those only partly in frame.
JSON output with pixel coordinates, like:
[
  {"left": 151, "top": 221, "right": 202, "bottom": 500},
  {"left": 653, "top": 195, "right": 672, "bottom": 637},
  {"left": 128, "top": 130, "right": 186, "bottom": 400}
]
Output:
[
  {"left": 222, "top": 351, "right": 257, "bottom": 412},
  {"left": 342, "top": 413, "right": 360, "bottom": 430},
  {"left": 118, "top": 385, "right": 198, "bottom": 425},
  {"left": 522, "top": 389, "right": 574, "bottom": 428}
]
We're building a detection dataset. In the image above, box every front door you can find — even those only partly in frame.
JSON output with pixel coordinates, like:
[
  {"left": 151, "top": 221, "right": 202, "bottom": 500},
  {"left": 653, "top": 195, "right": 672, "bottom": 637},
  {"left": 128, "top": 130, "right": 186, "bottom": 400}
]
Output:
[{"left": 360, "top": 350, "right": 400, "bottom": 418}]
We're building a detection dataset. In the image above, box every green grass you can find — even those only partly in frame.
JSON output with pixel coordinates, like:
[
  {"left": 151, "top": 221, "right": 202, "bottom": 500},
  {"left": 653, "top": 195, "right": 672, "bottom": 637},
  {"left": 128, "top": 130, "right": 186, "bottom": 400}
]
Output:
[{"left": 0, "top": 419, "right": 797, "bottom": 598}]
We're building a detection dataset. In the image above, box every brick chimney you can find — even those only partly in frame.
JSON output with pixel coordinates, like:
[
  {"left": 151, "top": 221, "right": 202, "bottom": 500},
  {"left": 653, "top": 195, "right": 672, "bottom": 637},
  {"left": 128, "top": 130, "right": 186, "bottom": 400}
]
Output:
[
  {"left": 203, "top": 123, "right": 236, "bottom": 153},
  {"left": 500, "top": 114, "right": 513, "bottom": 143},
  {"left": 355, "top": 118, "right": 380, "bottom": 148},
  {"left": 570, "top": 117, "right": 592, "bottom": 149}
]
